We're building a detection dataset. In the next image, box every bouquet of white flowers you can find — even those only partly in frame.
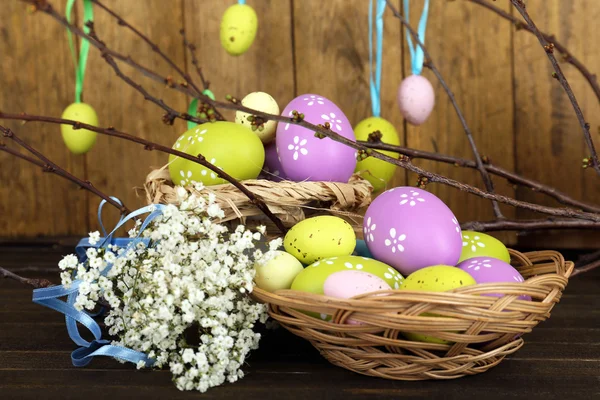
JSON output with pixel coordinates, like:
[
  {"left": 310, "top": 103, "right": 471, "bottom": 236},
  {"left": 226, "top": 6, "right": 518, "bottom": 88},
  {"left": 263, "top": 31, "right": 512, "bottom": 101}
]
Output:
[{"left": 56, "top": 185, "right": 282, "bottom": 392}]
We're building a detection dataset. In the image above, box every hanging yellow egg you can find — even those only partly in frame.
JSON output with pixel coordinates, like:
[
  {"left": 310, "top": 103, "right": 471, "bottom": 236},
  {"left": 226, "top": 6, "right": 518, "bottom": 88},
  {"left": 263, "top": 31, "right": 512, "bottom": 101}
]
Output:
[
  {"left": 60, "top": 103, "right": 98, "bottom": 155},
  {"left": 220, "top": 4, "right": 258, "bottom": 56}
]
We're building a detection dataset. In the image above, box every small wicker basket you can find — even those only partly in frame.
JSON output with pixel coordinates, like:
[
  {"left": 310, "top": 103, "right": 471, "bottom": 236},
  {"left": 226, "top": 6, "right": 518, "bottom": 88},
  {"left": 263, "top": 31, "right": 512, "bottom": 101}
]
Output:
[{"left": 253, "top": 249, "right": 573, "bottom": 380}]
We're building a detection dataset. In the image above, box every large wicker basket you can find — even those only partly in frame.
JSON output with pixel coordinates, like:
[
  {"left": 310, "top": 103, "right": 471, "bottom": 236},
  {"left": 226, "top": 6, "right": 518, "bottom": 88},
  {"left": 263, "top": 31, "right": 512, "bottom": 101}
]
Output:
[{"left": 253, "top": 249, "right": 573, "bottom": 380}]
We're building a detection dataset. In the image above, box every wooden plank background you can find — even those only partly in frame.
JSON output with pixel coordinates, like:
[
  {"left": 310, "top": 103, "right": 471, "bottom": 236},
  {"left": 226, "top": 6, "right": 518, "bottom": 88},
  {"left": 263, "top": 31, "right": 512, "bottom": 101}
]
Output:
[{"left": 0, "top": 0, "right": 598, "bottom": 248}]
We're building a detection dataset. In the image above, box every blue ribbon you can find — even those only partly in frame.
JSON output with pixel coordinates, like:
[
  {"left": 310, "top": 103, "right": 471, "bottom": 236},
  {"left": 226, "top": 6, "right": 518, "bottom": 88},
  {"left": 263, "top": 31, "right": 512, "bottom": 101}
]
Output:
[
  {"left": 32, "top": 201, "right": 166, "bottom": 367},
  {"left": 368, "top": 0, "right": 386, "bottom": 118},
  {"left": 238, "top": 0, "right": 246, "bottom": 4},
  {"left": 404, "top": 0, "right": 430, "bottom": 76}
]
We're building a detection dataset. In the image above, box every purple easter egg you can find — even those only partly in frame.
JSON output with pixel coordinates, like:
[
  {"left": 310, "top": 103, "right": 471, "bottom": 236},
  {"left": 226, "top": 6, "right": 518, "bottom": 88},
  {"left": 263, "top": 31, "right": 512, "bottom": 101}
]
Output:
[
  {"left": 457, "top": 257, "right": 531, "bottom": 301},
  {"left": 275, "top": 94, "right": 357, "bottom": 182},
  {"left": 363, "top": 186, "right": 462, "bottom": 276},
  {"left": 261, "top": 141, "right": 287, "bottom": 181}
]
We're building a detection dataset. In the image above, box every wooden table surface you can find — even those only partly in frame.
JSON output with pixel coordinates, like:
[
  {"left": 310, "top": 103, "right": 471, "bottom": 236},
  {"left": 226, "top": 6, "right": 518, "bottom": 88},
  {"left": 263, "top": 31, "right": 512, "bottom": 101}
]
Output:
[{"left": 1, "top": 243, "right": 599, "bottom": 399}]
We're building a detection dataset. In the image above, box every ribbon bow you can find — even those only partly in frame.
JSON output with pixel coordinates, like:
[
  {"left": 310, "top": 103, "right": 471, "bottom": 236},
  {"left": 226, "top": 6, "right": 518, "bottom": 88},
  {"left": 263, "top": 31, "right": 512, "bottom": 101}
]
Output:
[{"left": 32, "top": 199, "right": 166, "bottom": 367}]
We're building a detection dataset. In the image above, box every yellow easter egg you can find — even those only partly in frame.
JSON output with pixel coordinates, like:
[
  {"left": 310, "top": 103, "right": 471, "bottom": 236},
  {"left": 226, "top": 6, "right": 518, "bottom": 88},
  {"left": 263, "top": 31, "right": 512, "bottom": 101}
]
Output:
[
  {"left": 254, "top": 251, "right": 304, "bottom": 293},
  {"left": 220, "top": 4, "right": 258, "bottom": 56},
  {"left": 235, "top": 92, "right": 280, "bottom": 143},
  {"left": 459, "top": 231, "right": 511, "bottom": 263},
  {"left": 168, "top": 121, "right": 265, "bottom": 187},
  {"left": 400, "top": 265, "right": 476, "bottom": 344},
  {"left": 284, "top": 216, "right": 356, "bottom": 265},
  {"left": 60, "top": 103, "right": 98, "bottom": 155},
  {"left": 353, "top": 117, "right": 400, "bottom": 192}
]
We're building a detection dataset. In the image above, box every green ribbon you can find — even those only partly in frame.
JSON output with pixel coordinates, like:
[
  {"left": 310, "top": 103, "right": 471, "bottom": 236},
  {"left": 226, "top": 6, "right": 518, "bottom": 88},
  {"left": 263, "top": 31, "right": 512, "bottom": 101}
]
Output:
[
  {"left": 187, "top": 89, "right": 216, "bottom": 130},
  {"left": 66, "top": 0, "right": 94, "bottom": 103}
]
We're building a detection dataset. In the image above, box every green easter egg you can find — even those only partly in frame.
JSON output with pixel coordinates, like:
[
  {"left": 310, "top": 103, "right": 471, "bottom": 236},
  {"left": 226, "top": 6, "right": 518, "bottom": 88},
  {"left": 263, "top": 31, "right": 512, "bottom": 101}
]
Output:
[
  {"left": 60, "top": 103, "right": 98, "bottom": 155},
  {"left": 291, "top": 255, "right": 403, "bottom": 320},
  {"left": 400, "top": 265, "right": 476, "bottom": 344},
  {"left": 459, "top": 231, "right": 511, "bottom": 263},
  {"left": 220, "top": 4, "right": 258, "bottom": 56},
  {"left": 354, "top": 117, "right": 400, "bottom": 192},
  {"left": 235, "top": 92, "right": 280, "bottom": 143},
  {"left": 254, "top": 251, "right": 304, "bottom": 293},
  {"left": 284, "top": 216, "right": 356, "bottom": 265},
  {"left": 168, "top": 121, "right": 265, "bottom": 187}
]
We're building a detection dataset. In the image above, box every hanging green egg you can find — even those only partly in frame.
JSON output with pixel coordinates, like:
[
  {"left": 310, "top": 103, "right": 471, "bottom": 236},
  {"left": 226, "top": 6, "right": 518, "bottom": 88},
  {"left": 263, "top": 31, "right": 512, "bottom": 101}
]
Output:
[
  {"left": 60, "top": 103, "right": 98, "bottom": 155},
  {"left": 353, "top": 117, "right": 400, "bottom": 192},
  {"left": 168, "top": 121, "right": 265, "bottom": 187},
  {"left": 220, "top": 4, "right": 258, "bottom": 56}
]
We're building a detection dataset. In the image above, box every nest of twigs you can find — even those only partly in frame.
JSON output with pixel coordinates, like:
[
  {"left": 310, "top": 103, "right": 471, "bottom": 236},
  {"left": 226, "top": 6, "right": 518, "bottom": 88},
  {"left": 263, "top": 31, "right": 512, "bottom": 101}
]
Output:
[
  {"left": 252, "top": 249, "right": 573, "bottom": 380},
  {"left": 144, "top": 167, "right": 374, "bottom": 232}
]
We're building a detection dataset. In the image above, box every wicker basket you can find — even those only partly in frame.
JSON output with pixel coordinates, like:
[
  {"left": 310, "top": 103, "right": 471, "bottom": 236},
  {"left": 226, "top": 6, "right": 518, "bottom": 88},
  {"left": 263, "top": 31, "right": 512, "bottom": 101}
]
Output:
[{"left": 253, "top": 249, "right": 573, "bottom": 380}]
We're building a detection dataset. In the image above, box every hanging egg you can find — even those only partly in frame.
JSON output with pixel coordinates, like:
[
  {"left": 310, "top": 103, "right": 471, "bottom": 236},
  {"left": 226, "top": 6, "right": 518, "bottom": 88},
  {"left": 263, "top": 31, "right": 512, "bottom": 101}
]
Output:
[
  {"left": 457, "top": 257, "right": 530, "bottom": 300},
  {"left": 235, "top": 92, "right": 280, "bottom": 143},
  {"left": 459, "top": 231, "right": 511, "bottom": 263},
  {"left": 254, "top": 250, "right": 304, "bottom": 293},
  {"left": 353, "top": 117, "right": 400, "bottom": 192},
  {"left": 397, "top": 74, "right": 435, "bottom": 125},
  {"left": 363, "top": 186, "right": 462, "bottom": 276},
  {"left": 261, "top": 141, "right": 287, "bottom": 181},
  {"left": 168, "top": 121, "right": 264, "bottom": 186},
  {"left": 220, "top": 4, "right": 258, "bottom": 56},
  {"left": 276, "top": 94, "right": 357, "bottom": 182},
  {"left": 60, "top": 103, "right": 98, "bottom": 155}
]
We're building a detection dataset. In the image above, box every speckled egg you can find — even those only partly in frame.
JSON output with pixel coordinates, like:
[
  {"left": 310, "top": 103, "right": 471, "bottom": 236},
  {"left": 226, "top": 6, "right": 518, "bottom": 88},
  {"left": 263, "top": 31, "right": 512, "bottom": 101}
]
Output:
[
  {"left": 261, "top": 141, "right": 287, "bottom": 181},
  {"left": 61, "top": 103, "right": 98, "bottom": 155},
  {"left": 400, "top": 265, "right": 476, "bottom": 343},
  {"left": 254, "top": 250, "right": 304, "bottom": 293},
  {"left": 220, "top": 4, "right": 258, "bottom": 56},
  {"left": 397, "top": 74, "right": 435, "bottom": 126},
  {"left": 457, "top": 257, "right": 530, "bottom": 300},
  {"left": 168, "top": 121, "right": 264, "bottom": 186},
  {"left": 459, "top": 231, "right": 511, "bottom": 263},
  {"left": 363, "top": 186, "right": 463, "bottom": 276},
  {"left": 291, "top": 255, "right": 404, "bottom": 295},
  {"left": 276, "top": 94, "right": 357, "bottom": 182},
  {"left": 235, "top": 92, "right": 280, "bottom": 143},
  {"left": 324, "top": 270, "right": 391, "bottom": 325},
  {"left": 353, "top": 117, "right": 400, "bottom": 192},
  {"left": 284, "top": 216, "right": 356, "bottom": 265}
]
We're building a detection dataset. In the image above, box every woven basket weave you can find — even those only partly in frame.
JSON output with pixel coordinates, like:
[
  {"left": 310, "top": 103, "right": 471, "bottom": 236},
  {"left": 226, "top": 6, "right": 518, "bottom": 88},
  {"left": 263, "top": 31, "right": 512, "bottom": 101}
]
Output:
[{"left": 253, "top": 249, "right": 573, "bottom": 380}]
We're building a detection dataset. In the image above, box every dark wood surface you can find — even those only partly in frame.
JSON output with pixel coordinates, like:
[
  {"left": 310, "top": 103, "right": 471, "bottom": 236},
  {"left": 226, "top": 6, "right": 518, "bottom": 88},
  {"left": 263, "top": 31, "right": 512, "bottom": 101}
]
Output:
[{"left": 1, "top": 243, "right": 599, "bottom": 399}]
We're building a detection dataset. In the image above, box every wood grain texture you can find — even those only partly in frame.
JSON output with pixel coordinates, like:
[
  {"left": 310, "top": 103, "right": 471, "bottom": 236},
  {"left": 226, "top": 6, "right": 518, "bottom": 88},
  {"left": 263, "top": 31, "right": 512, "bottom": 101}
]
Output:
[
  {"left": 83, "top": 0, "right": 188, "bottom": 232},
  {"left": 403, "top": 0, "right": 516, "bottom": 244},
  {"left": 183, "top": 0, "right": 295, "bottom": 121},
  {"left": 513, "top": 0, "right": 600, "bottom": 248},
  {"left": 0, "top": 1, "right": 88, "bottom": 237},
  {"left": 293, "top": 0, "right": 406, "bottom": 189},
  {"left": 0, "top": 245, "right": 598, "bottom": 399}
]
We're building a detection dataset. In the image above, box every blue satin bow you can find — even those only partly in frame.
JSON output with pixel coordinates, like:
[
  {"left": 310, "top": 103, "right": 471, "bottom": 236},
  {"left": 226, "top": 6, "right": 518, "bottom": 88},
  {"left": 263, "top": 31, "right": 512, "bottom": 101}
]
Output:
[{"left": 32, "top": 198, "right": 166, "bottom": 367}]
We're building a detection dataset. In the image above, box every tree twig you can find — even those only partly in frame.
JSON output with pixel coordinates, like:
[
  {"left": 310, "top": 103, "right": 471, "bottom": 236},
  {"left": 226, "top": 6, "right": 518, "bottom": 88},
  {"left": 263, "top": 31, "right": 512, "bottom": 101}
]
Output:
[
  {"left": 510, "top": 0, "right": 600, "bottom": 176},
  {"left": 571, "top": 259, "right": 600, "bottom": 277},
  {"left": 461, "top": 218, "right": 600, "bottom": 232},
  {"left": 0, "top": 266, "right": 53, "bottom": 289},
  {"left": 385, "top": 0, "right": 504, "bottom": 218},
  {"left": 0, "top": 126, "right": 130, "bottom": 214},
  {"left": 361, "top": 140, "right": 600, "bottom": 213},
  {"left": 0, "top": 113, "right": 287, "bottom": 233}
]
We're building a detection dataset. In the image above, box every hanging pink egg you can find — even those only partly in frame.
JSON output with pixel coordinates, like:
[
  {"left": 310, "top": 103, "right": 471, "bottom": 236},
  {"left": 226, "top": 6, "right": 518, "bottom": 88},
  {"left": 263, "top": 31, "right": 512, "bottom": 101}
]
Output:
[
  {"left": 457, "top": 257, "right": 531, "bottom": 301},
  {"left": 276, "top": 94, "right": 357, "bottom": 182},
  {"left": 261, "top": 141, "right": 287, "bottom": 181},
  {"left": 397, "top": 74, "right": 435, "bottom": 125},
  {"left": 363, "top": 186, "right": 462, "bottom": 276}
]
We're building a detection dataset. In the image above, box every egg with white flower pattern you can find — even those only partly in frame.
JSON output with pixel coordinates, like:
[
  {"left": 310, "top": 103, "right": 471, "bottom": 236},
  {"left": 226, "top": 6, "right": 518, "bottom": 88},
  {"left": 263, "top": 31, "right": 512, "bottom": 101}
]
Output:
[
  {"left": 457, "top": 257, "right": 530, "bottom": 300},
  {"left": 168, "top": 121, "right": 264, "bottom": 187},
  {"left": 275, "top": 94, "right": 357, "bottom": 182},
  {"left": 363, "top": 186, "right": 463, "bottom": 276},
  {"left": 459, "top": 231, "right": 511, "bottom": 263}
]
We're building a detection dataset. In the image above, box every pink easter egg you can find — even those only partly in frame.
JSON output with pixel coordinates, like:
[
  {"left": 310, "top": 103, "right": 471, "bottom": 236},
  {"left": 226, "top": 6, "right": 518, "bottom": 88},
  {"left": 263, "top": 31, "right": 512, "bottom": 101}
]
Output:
[
  {"left": 457, "top": 257, "right": 531, "bottom": 301},
  {"left": 363, "top": 186, "right": 462, "bottom": 276},
  {"left": 275, "top": 94, "right": 357, "bottom": 182},
  {"left": 323, "top": 270, "right": 391, "bottom": 325},
  {"left": 261, "top": 141, "right": 287, "bottom": 181},
  {"left": 397, "top": 74, "right": 435, "bottom": 125}
]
